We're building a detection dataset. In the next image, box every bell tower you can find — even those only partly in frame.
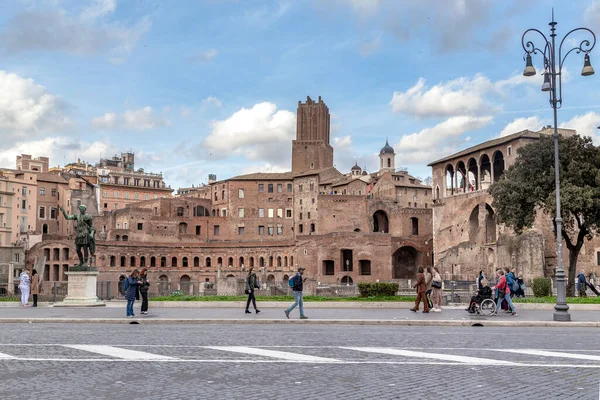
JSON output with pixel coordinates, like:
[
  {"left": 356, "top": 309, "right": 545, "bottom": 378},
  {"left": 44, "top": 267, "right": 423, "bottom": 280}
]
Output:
[{"left": 291, "top": 96, "right": 334, "bottom": 173}]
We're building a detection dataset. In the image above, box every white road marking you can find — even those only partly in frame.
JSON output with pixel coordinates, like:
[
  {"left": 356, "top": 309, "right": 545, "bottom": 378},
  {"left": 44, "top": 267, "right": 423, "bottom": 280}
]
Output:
[
  {"left": 497, "top": 349, "right": 600, "bottom": 362},
  {"left": 204, "top": 346, "right": 340, "bottom": 363},
  {"left": 63, "top": 345, "right": 177, "bottom": 360},
  {"left": 341, "top": 347, "right": 516, "bottom": 365},
  {"left": 0, "top": 352, "right": 15, "bottom": 359}
]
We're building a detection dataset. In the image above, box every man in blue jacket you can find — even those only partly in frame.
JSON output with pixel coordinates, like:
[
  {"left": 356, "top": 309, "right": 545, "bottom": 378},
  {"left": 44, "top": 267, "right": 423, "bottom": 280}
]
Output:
[{"left": 285, "top": 267, "right": 308, "bottom": 319}]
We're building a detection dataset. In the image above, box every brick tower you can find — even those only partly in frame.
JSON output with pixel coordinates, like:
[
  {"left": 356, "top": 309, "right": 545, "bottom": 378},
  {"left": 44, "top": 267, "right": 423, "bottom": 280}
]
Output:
[{"left": 291, "top": 96, "right": 334, "bottom": 173}]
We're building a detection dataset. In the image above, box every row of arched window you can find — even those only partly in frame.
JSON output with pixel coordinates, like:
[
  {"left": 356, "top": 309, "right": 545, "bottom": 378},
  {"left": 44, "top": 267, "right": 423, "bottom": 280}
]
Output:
[{"left": 108, "top": 255, "right": 295, "bottom": 269}]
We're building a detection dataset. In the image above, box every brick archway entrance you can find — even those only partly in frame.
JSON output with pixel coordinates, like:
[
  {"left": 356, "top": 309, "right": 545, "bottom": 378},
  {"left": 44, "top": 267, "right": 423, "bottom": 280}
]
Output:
[{"left": 392, "top": 246, "right": 420, "bottom": 279}]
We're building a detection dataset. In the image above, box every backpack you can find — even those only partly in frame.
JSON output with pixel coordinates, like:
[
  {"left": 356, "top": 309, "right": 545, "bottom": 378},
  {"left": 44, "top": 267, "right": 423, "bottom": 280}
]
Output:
[
  {"left": 122, "top": 278, "right": 130, "bottom": 292},
  {"left": 288, "top": 275, "right": 295, "bottom": 288}
]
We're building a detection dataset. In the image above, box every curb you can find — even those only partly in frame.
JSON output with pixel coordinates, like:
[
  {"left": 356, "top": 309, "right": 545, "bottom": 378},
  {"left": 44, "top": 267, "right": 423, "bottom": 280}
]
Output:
[{"left": 0, "top": 318, "right": 599, "bottom": 327}]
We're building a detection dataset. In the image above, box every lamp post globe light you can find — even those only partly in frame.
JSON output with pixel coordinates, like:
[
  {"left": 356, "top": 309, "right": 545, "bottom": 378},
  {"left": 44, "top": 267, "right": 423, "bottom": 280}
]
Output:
[{"left": 521, "top": 10, "right": 596, "bottom": 322}]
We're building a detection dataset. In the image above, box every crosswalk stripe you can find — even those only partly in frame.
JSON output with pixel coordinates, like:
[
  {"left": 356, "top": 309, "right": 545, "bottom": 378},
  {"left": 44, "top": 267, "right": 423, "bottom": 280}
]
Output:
[
  {"left": 63, "top": 345, "right": 177, "bottom": 360},
  {"left": 497, "top": 349, "right": 600, "bottom": 361},
  {"left": 341, "top": 347, "right": 516, "bottom": 365},
  {"left": 204, "top": 346, "right": 340, "bottom": 363}
]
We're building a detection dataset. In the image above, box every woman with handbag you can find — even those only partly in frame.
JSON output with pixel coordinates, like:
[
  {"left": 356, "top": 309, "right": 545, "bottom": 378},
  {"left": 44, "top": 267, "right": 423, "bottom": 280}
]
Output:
[
  {"left": 31, "top": 269, "right": 40, "bottom": 307},
  {"left": 430, "top": 266, "right": 443, "bottom": 312},
  {"left": 244, "top": 267, "right": 261, "bottom": 314},
  {"left": 492, "top": 269, "right": 517, "bottom": 316},
  {"left": 139, "top": 268, "right": 150, "bottom": 315}
]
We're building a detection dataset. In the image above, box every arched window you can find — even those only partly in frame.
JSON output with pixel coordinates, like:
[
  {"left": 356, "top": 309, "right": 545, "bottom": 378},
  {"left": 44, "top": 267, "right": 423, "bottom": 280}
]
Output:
[
  {"left": 161, "top": 256, "right": 166, "bottom": 267},
  {"left": 150, "top": 256, "right": 156, "bottom": 267},
  {"left": 122, "top": 235, "right": 128, "bottom": 242},
  {"left": 140, "top": 256, "right": 146, "bottom": 267},
  {"left": 284, "top": 256, "right": 288, "bottom": 267},
  {"left": 116, "top": 235, "right": 120, "bottom": 241},
  {"left": 179, "top": 222, "right": 188, "bottom": 234},
  {"left": 277, "top": 256, "right": 282, "bottom": 267},
  {"left": 130, "top": 256, "right": 136, "bottom": 267},
  {"left": 182, "top": 257, "right": 188, "bottom": 267},
  {"left": 120, "top": 256, "right": 126, "bottom": 267},
  {"left": 239, "top": 257, "right": 244, "bottom": 267},
  {"left": 42, "top": 224, "right": 48, "bottom": 234},
  {"left": 110, "top": 256, "right": 116, "bottom": 267},
  {"left": 206, "top": 257, "right": 212, "bottom": 267},
  {"left": 176, "top": 207, "right": 184, "bottom": 216},
  {"left": 259, "top": 257, "right": 265, "bottom": 267},
  {"left": 290, "top": 256, "right": 294, "bottom": 266},
  {"left": 411, "top": 217, "right": 419, "bottom": 235},
  {"left": 387, "top": 158, "right": 391, "bottom": 168},
  {"left": 250, "top": 257, "right": 255, "bottom": 267},
  {"left": 193, "top": 256, "right": 200, "bottom": 267},
  {"left": 217, "top": 257, "right": 223, "bottom": 266},
  {"left": 228, "top": 257, "right": 233, "bottom": 267},
  {"left": 269, "top": 256, "right": 273, "bottom": 267},
  {"left": 172, "top": 257, "right": 178, "bottom": 267}
]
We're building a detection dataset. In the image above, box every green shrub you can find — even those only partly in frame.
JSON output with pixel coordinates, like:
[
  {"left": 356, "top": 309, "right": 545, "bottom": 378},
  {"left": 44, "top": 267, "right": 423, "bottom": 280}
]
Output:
[
  {"left": 357, "top": 282, "right": 399, "bottom": 297},
  {"left": 531, "top": 277, "right": 552, "bottom": 297}
]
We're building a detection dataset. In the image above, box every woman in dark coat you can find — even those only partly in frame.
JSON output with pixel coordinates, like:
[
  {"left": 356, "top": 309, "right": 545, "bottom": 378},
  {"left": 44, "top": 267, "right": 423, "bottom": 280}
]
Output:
[
  {"left": 245, "top": 267, "right": 260, "bottom": 314},
  {"left": 124, "top": 269, "right": 141, "bottom": 318},
  {"left": 139, "top": 268, "right": 150, "bottom": 315}
]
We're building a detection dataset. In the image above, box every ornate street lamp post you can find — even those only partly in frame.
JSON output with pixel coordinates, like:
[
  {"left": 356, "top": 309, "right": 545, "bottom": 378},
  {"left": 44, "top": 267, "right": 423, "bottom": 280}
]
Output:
[{"left": 521, "top": 10, "right": 596, "bottom": 322}]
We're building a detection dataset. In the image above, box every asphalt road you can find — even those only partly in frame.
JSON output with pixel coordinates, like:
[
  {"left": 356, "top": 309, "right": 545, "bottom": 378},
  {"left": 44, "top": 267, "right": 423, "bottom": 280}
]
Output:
[{"left": 1, "top": 324, "right": 599, "bottom": 399}]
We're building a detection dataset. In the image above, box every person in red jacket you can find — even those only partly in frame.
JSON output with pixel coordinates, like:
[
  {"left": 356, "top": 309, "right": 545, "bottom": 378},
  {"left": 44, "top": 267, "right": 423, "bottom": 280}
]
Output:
[
  {"left": 492, "top": 269, "right": 517, "bottom": 316},
  {"left": 411, "top": 266, "right": 430, "bottom": 313}
]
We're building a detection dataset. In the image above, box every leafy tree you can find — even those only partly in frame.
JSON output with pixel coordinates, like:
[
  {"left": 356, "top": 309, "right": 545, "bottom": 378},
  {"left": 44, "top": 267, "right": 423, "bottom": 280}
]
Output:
[{"left": 490, "top": 134, "right": 600, "bottom": 296}]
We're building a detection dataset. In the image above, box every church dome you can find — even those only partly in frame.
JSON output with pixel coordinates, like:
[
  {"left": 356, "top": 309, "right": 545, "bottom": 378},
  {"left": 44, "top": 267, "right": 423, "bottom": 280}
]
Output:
[
  {"left": 380, "top": 140, "right": 394, "bottom": 155},
  {"left": 351, "top": 162, "right": 362, "bottom": 171}
]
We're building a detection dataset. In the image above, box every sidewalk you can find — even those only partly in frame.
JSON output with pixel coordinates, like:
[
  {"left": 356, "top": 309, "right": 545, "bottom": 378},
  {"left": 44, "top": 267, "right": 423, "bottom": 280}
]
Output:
[{"left": 2, "top": 304, "right": 600, "bottom": 327}]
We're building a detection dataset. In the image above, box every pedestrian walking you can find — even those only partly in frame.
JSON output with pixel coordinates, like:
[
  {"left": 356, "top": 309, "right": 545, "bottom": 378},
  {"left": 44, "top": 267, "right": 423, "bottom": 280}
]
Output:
[
  {"left": 284, "top": 267, "right": 308, "bottom": 319},
  {"left": 492, "top": 269, "right": 517, "bottom": 316},
  {"left": 577, "top": 270, "right": 587, "bottom": 297},
  {"left": 425, "top": 266, "right": 433, "bottom": 310},
  {"left": 245, "top": 267, "right": 261, "bottom": 314},
  {"left": 139, "top": 268, "right": 150, "bottom": 315},
  {"left": 123, "top": 269, "right": 141, "bottom": 318},
  {"left": 431, "top": 266, "right": 443, "bottom": 312},
  {"left": 31, "top": 269, "right": 40, "bottom": 307},
  {"left": 411, "top": 266, "right": 429, "bottom": 313},
  {"left": 18, "top": 270, "right": 31, "bottom": 307}
]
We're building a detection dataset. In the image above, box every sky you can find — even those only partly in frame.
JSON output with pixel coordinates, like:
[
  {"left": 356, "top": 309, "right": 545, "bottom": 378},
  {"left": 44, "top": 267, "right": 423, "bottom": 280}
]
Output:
[{"left": 1, "top": 0, "right": 600, "bottom": 190}]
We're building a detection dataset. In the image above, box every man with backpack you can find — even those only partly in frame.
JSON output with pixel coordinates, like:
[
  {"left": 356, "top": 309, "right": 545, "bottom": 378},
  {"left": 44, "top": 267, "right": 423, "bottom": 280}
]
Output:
[{"left": 285, "top": 267, "right": 308, "bottom": 319}]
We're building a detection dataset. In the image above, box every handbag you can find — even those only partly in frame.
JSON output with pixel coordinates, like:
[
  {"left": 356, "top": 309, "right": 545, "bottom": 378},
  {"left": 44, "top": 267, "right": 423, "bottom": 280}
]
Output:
[
  {"left": 432, "top": 280, "right": 442, "bottom": 289},
  {"left": 244, "top": 289, "right": 250, "bottom": 295},
  {"left": 497, "top": 285, "right": 505, "bottom": 298}
]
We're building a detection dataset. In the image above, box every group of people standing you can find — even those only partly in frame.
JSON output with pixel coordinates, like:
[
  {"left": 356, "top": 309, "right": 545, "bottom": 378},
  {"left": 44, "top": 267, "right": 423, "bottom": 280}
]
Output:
[
  {"left": 411, "top": 266, "right": 443, "bottom": 313},
  {"left": 17, "top": 269, "right": 40, "bottom": 307}
]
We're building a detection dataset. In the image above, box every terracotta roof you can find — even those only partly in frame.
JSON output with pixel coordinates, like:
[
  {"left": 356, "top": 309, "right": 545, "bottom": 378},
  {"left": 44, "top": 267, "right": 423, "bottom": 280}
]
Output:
[
  {"left": 36, "top": 173, "right": 68, "bottom": 184},
  {"left": 427, "top": 129, "right": 541, "bottom": 166},
  {"left": 228, "top": 171, "right": 296, "bottom": 181}
]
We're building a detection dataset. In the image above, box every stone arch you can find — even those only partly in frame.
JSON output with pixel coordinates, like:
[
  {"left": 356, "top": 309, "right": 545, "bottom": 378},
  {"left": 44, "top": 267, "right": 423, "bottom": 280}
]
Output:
[
  {"left": 239, "top": 257, "right": 244, "bottom": 268},
  {"left": 228, "top": 257, "right": 233, "bottom": 267},
  {"left": 269, "top": 256, "right": 274, "bottom": 267},
  {"left": 180, "top": 274, "right": 191, "bottom": 294},
  {"left": 116, "top": 235, "right": 120, "bottom": 241},
  {"left": 42, "top": 224, "right": 48, "bottom": 234},
  {"left": 140, "top": 256, "right": 146, "bottom": 267},
  {"left": 130, "top": 256, "right": 136, "bottom": 267},
  {"left": 120, "top": 256, "right": 126, "bottom": 267},
  {"left": 492, "top": 151, "right": 505, "bottom": 181},
  {"left": 480, "top": 154, "right": 491, "bottom": 189},
  {"left": 217, "top": 257, "right": 223, "bottom": 266},
  {"left": 485, "top": 204, "right": 496, "bottom": 243},
  {"left": 290, "top": 256, "right": 294, "bottom": 266},
  {"left": 179, "top": 222, "right": 188, "bottom": 234},
  {"left": 456, "top": 161, "right": 467, "bottom": 193},
  {"left": 259, "top": 257, "right": 265, "bottom": 267},
  {"left": 284, "top": 256, "right": 288, "bottom": 267},
  {"left": 249, "top": 256, "right": 255, "bottom": 267},
  {"left": 469, "top": 205, "right": 479, "bottom": 243},
  {"left": 277, "top": 256, "right": 282, "bottom": 267},
  {"left": 161, "top": 256, "right": 166, "bottom": 267},
  {"left": 267, "top": 274, "right": 275, "bottom": 283},
  {"left": 373, "top": 210, "right": 389, "bottom": 233},
  {"left": 445, "top": 164, "right": 455, "bottom": 196},
  {"left": 283, "top": 274, "right": 289, "bottom": 282},
  {"left": 467, "top": 157, "right": 478, "bottom": 191},
  {"left": 341, "top": 275, "right": 353, "bottom": 285},
  {"left": 392, "top": 246, "right": 420, "bottom": 279},
  {"left": 122, "top": 235, "right": 128, "bottom": 242},
  {"left": 226, "top": 274, "right": 235, "bottom": 278}
]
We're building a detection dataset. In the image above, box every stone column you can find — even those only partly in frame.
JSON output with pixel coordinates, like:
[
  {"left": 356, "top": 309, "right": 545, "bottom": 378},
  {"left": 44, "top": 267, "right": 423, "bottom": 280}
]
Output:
[{"left": 477, "top": 164, "right": 481, "bottom": 190}]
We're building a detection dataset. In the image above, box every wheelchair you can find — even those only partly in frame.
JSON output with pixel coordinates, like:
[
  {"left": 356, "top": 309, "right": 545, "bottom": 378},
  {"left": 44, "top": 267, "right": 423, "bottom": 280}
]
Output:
[{"left": 468, "top": 286, "right": 496, "bottom": 316}]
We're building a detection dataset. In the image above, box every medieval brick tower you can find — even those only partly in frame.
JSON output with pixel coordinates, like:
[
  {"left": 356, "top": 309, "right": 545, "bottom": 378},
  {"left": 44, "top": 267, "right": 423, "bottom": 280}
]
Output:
[{"left": 291, "top": 96, "right": 334, "bottom": 173}]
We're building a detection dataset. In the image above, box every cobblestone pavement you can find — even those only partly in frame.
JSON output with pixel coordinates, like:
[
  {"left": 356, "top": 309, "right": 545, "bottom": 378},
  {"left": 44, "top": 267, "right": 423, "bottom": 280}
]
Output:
[{"left": 1, "top": 324, "right": 599, "bottom": 399}]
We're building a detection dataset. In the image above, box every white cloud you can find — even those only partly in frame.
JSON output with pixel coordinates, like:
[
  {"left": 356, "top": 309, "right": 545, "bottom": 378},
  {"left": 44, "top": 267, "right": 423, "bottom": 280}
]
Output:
[
  {"left": 202, "top": 96, "right": 222, "bottom": 108},
  {"left": 180, "top": 107, "right": 192, "bottom": 117},
  {"left": 202, "top": 48, "right": 218, "bottom": 63},
  {"left": 0, "top": 1, "right": 151, "bottom": 62},
  {"left": 498, "top": 116, "right": 545, "bottom": 137},
  {"left": 0, "top": 70, "right": 71, "bottom": 141},
  {"left": 394, "top": 116, "right": 493, "bottom": 164},
  {"left": 187, "top": 48, "right": 218, "bottom": 64},
  {"left": 560, "top": 112, "right": 600, "bottom": 142},
  {"left": 342, "top": 0, "right": 381, "bottom": 16},
  {"left": 0, "top": 136, "right": 116, "bottom": 169},
  {"left": 203, "top": 102, "right": 295, "bottom": 167},
  {"left": 333, "top": 135, "right": 353, "bottom": 148},
  {"left": 91, "top": 106, "right": 170, "bottom": 132}
]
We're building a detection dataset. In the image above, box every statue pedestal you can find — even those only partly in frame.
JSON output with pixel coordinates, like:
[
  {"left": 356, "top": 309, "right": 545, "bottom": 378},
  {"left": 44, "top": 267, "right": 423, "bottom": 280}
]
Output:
[{"left": 54, "top": 270, "right": 105, "bottom": 307}]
